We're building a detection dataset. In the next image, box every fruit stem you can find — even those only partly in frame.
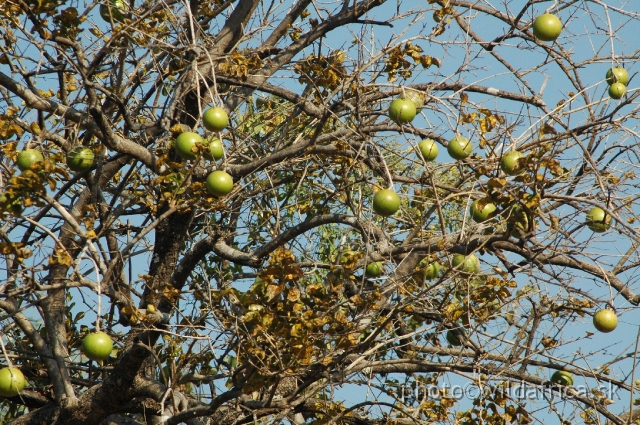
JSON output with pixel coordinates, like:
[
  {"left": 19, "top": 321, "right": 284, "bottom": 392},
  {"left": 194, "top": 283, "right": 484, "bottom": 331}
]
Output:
[
  {"left": 0, "top": 337, "right": 15, "bottom": 368},
  {"left": 78, "top": 246, "right": 102, "bottom": 332}
]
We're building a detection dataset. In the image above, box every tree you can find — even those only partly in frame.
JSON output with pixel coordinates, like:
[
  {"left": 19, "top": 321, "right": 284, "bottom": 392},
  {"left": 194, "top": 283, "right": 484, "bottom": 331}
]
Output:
[{"left": 0, "top": 0, "right": 639, "bottom": 424}]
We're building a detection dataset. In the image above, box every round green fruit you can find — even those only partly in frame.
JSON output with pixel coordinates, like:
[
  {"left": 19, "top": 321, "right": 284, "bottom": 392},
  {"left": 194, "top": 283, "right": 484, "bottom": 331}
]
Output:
[
  {"left": 593, "top": 309, "right": 618, "bottom": 333},
  {"left": 388, "top": 98, "right": 417, "bottom": 125},
  {"left": 423, "top": 262, "right": 441, "bottom": 280},
  {"left": 203, "top": 138, "right": 224, "bottom": 161},
  {"left": 608, "top": 82, "right": 626, "bottom": 100},
  {"left": 606, "top": 68, "right": 629, "bottom": 86},
  {"left": 66, "top": 147, "right": 95, "bottom": 172},
  {"left": 82, "top": 331, "right": 113, "bottom": 361},
  {"left": 175, "top": 132, "right": 203, "bottom": 160},
  {"left": 338, "top": 250, "right": 356, "bottom": 265},
  {"left": 447, "top": 136, "right": 473, "bottom": 160},
  {"left": 365, "top": 262, "right": 384, "bottom": 278},
  {"left": 372, "top": 189, "right": 400, "bottom": 217},
  {"left": 0, "top": 367, "right": 25, "bottom": 397},
  {"left": 470, "top": 199, "right": 497, "bottom": 223},
  {"left": 451, "top": 253, "right": 480, "bottom": 275},
  {"left": 586, "top": 207, "right": 611, "bottom": 232},
  {"left": 16, "top": 149, "right": 44, "bottom": 171},
  {"left": 203, "top": 107, "right": 229, "bottom": 132},
  {"left": 420, "top": 260, "right": 441, "bottom": 280},
  {"left": 500, "top": 151, "right": 524, "bottom": 176},
  {"left": 206, "top": 170, "right": 234, "bottom": 197},
  {"left": 418, "top": 139, "right": 438, "bottom": 162},
  {"left": 532, "top": 14, "right": 562, "bottom": 42},
  {"left": 550, "top": 370, "right": 573, "bottom": 386},
  {"left": 446, "top": 330, "right": 462, "bottom": 346},
  {"left": 100, "top": 0, "right": 127, "bottom": 22}
]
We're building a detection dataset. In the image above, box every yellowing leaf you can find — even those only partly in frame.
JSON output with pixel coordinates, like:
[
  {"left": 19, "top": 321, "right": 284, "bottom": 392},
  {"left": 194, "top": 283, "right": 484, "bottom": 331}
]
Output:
[
  {"left": 420, "top": 55, "right": 437, "bottom": 68},
  {"left": 267, "top": 284, "right": 283, "bottom": 301},
  {"left": 538, "top": 123, "right": 557, "bottom": 137},
  {"left": 49, "top": 248, "right": 72, "bottom": 266},
  {"left": 290, "top": 323, "right": 304, "bottom": 337},
  {"left": 334, "top": 310, "right": 348, "bottom": 324},
  {"left": 162, "top": 286, "right": 183, "bottom": 302},
  {"left": 287, "top": 287, "right": 301, "bottom": 302},
  {"left": 432, "top": 25, "right": 445, "bottom": 37},
  {"left": 540, "top": 336, "right": 558, "bottom": 348},
  {"left": 479, "top": 118, "right": 488, "bottom": 133},
  {"left": 487, "top": 178, "right": 507, "bottom": 188},
  {"left": 5, "top": 106, "right": 19, "bottom": 117},
  {"left": 121, "top": 305, "right": 137, "bottom": 316}
]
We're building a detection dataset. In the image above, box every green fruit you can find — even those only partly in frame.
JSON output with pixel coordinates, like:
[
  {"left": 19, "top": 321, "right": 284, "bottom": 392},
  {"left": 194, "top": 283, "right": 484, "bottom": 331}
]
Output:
[
  {"left": 206, "top": 170, "right": 234, "bottom": 197},
  {"left": 500, "top": 151, "right": 524, "bottom": 176},
  {"left": 203, "top": 138, "right": 224, "bottom": 161},
  {"left": 0, "top": 367, "right": 25, "bottom": 397},
  {"left": 447, "top": 136, "right": 473, "bottom": 160},
  {"left": 388, "top": 98, "right": 417, "bottom": 125},
  {"left": 586, "top": 207, "right": 611, "bottom": 232},
  {"left": 100, "top": 0, "right": 127, "bottom": 22},
  {"left": 593, "top": 309, "right": 617, "bottom": 333},
  {"left": 446, "top": 330, "right": 462, "bottom": 346},
  {"left": 606, "top": 68, "right": 629, "bottom": 86},
  {"left": 338, "top": 250, "right": 356, "bottom": 265},
  {"left": 550, "top": 370, "right": 573, "bottom": 386},
  {"left": 470, "top": 199, "right": 497, "bottom": 223},
  {"left": 175, "top": 132, "right": 203, "bottom": 160},
  {"left": 372, "top": 189, "right": 400, "bottom": 217},
  {"left": 82, "top": 331, "right": 113, "bottom": 361},
  {"left": 420, "top": 260, "right": 441, "bottom": 280},
  {"left": 365, "top": 262, "right": 384, "bottom": 278},
  {"left": 418, "top": 139, "right": 438, "bottom": 162},
  {"left": 608, "top": 82, "right": 626, "bottom": 99},
  {"left": 451, "top": 253, "right": 480, "bottom": 275},
  {"left": 402, "top": 91, "right": 425, "bottom": 109},
  {"left": 203, "top": 107, "right": 229, "bottom": 132},
  {"left": 532, "top": 14, "right": 562, "bottom": 42},
  {"left": 16, "top": 149, "right": 44, "bottom": 171},
  {"left": 66, "top": 147, "right": 95, "bottom": 172}
]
